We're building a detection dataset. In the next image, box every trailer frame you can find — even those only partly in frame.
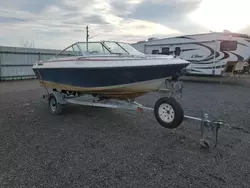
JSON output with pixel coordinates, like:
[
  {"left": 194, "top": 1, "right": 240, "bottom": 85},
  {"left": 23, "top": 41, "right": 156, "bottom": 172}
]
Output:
[{"left": 41, "top": 79, "right": 229, "bottom": 149}]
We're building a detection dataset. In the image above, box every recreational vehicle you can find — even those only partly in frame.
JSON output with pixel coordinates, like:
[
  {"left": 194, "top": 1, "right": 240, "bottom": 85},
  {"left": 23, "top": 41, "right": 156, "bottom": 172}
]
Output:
[{"left": 132, "top": 32, "right": 250, "bottom": 76}]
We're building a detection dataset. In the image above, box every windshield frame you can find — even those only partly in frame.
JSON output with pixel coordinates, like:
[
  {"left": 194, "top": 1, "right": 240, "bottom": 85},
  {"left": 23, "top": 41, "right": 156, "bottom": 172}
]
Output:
[
  {"left": 54, "top": 41, "right": 144, "bottom": 58},
  {"left": 101, "top": 41, "right": 129, "bottom": 54},
  {"left": 117, "top": 42, "right": 144, "bottom": 55},
  {"left": 103, "top": 41, "right": 144, "bottom": 55},
  {"left": 77, "top": 41, "right": 142, "bottom": 55}
]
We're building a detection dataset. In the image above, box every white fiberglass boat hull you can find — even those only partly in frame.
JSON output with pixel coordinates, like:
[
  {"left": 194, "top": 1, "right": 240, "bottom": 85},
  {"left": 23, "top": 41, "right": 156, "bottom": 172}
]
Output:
[{"left": 32, "top": 42, "right": 190, "bottom": 99}]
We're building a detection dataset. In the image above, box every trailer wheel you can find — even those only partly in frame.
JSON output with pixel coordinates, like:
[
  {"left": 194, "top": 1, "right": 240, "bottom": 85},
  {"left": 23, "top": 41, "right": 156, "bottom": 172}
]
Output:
[
  {"left": 154, "top": 97, "right": 184, "bottom": 129},
  {"left": 48, "top": 94, "right": 62, "bottom": 115}
]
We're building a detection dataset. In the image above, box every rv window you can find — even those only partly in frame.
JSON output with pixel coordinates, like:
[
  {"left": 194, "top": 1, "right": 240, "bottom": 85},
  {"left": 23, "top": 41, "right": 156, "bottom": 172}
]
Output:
[
  {"left": 152, "top": 50, "right": 159, "bottom": 54},
  {"left": 162, "top": 47, "right": 170, "bottom": 55},
  {"left": 220, "top": 41, "right": 237, "bottom": 51},
  {"left": 174, "top": 47, "right": 181, "bottom": 56}
]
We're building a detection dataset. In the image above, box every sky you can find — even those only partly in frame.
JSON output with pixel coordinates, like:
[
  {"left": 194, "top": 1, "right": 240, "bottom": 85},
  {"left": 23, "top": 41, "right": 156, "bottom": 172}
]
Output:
[{"left": 0, "top": 0, "right": 249, "bottom": 49}]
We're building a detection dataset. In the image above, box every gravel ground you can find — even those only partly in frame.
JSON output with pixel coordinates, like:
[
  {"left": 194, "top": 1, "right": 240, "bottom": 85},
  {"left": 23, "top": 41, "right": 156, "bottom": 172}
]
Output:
[{"left": 0, "top": 80, "right": 250, "bottom": 188}]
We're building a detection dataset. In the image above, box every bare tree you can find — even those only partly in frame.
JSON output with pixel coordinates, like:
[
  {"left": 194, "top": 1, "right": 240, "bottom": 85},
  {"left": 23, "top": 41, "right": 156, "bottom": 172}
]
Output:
[{"left": 20, "top": 39, "right": 35, "bottom": 48}]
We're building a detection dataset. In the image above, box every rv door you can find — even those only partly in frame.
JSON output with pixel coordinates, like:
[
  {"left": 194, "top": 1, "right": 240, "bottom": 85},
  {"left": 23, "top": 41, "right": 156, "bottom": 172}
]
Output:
[
  {"left": 171, "top": 46, "right": 181, "bottom": 57},
  {"left": 212, "top": 40, "right": 218, "bottom": 75}
]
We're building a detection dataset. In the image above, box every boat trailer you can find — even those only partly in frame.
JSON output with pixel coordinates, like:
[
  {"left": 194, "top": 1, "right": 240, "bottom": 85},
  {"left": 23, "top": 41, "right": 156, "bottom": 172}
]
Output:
[{"left": 42, "top": 79, "right": 230, "bottom": 149}]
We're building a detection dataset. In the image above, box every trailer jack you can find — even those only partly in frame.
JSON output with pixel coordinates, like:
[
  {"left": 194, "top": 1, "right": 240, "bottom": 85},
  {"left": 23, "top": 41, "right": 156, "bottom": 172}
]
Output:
[{"left": 185, "top": 113, "right": 231, "bottom": 148}]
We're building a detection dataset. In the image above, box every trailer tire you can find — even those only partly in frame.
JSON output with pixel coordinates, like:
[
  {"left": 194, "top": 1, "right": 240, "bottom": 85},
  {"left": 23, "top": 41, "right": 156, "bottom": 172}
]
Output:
[
  {"left": 154, "top": 97, "right": 184, "bottom": 129},
  {"left": 48, "top": 94, "right": 62, "bottom": 115}
]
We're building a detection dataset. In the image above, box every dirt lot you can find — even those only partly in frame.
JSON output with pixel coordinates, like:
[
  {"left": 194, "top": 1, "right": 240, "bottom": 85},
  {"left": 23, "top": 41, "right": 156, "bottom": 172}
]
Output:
[{"left": 0, "top": 80, "right": 250, "bottom": 188}]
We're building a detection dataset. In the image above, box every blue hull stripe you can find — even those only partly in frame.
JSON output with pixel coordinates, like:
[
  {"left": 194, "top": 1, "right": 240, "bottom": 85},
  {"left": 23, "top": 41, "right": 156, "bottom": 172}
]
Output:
[{"left": 33, "top": 64, "right": 187, "bottom": 88}]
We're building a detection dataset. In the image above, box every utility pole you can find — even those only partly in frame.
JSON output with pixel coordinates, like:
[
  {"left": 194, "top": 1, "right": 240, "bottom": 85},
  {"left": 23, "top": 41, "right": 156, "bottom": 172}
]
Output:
[{"left": 86, "top": 25, "right": 89, "bottom": 52}]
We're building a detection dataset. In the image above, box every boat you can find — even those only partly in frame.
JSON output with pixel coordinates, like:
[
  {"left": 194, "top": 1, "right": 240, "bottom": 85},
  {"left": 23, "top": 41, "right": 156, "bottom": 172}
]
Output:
[
  {"left": 33, "top": 41, "right": 229, "bottom": 147},
  {"left": 32, "top": 41, "right": 190, "bottom": 99}
]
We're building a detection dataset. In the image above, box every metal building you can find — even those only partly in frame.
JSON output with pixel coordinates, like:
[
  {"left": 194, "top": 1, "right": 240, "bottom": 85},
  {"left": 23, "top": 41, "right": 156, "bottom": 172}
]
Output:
[{"left": 0, "top": 46, "right": 65, "bottom": 81}]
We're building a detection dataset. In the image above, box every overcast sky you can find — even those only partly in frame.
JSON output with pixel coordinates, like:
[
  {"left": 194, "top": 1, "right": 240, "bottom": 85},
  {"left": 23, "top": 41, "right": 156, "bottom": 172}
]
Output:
[{"left": 0, "top": 0, "right": 249, "bottom": 49}]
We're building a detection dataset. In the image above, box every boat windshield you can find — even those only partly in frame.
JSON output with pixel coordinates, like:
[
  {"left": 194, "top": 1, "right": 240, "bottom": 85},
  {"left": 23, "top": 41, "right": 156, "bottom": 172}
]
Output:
[
  {"left": 118, "top": 42, "right": 144, "bottom": 54},
  {"left": 76, "top": 41, "right": 143, "bottom": 55},
  {"left": 77, "top": 42, "right": 110, "bottom": 54},
  {"left": 102, "top": 42, "right": 128, "bottom": 54}
]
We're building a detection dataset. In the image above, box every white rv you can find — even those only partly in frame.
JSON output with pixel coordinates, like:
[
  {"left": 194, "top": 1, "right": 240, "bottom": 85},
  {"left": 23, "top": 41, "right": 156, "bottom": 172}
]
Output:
[{"left": 132, "top": 32, "right": 250, "bottom": 75}]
